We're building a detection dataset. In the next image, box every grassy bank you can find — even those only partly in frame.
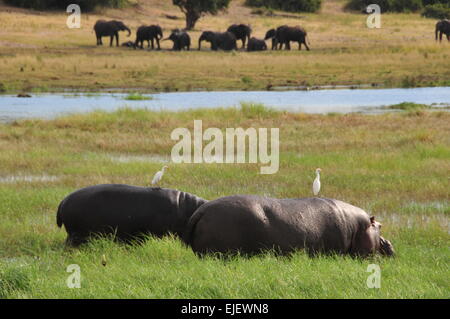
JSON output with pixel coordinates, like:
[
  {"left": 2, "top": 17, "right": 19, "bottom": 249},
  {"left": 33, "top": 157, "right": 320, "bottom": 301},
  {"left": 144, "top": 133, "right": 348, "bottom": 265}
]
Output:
[
  {"left": 0, "top": 106, "right": 449, "bottom": 298},
  {"left": 0, "top": 0, "right": 449, "bottom": 92}
]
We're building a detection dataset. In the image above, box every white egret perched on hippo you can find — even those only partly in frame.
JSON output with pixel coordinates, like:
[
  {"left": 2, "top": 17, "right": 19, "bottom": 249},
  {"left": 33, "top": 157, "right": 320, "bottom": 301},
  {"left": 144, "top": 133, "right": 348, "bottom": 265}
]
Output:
[
  {"left": 313, "top": 168, "right": 321, "bottom": 196},
  {"left": 152, "top": 165, "right": 168, "bottom": 187}
]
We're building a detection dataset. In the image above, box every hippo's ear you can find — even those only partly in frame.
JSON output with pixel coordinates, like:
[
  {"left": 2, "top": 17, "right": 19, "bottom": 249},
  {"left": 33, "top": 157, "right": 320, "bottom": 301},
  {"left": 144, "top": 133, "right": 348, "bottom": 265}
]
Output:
[{"left": 370, "top": 216, "right": 376, "bottom": 224}]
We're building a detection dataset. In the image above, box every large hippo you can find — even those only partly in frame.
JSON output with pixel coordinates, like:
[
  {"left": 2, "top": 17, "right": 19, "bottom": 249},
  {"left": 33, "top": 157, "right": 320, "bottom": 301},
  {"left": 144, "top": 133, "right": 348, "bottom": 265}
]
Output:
[
  {"left": 184, "top": 196, "right": 394, "bottom": 257},
  {"left": 57, "top": 184, "right": 207, "bottom": 246}
]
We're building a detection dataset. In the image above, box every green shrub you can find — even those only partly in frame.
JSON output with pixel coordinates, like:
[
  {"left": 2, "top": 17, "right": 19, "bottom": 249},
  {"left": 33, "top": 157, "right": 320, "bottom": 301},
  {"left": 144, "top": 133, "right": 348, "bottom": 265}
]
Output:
[
  {"left": 4, "top": 0, "right": 129, "bottom": 11},
  {"left": 422, "top": 3, "right": 450, "bottom": 19},
  {"left": 346, "top": 0, "right": 449, "bottom": 12},
  {"left": 245, "top": 0, "right": 322, "bottom": 13},
  {"left": 422, "top": 0, "right": 450, "bottom": 5},
  {"left": 345, "top": 0, "right": 423, "bottom": 12}
]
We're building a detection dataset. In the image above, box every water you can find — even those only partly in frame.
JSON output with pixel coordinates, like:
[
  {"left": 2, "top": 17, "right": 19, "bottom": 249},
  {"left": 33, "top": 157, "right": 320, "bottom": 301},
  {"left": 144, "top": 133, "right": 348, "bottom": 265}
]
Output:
[{"left": 0, "top": 87, "right": 449, "bottom": 123}]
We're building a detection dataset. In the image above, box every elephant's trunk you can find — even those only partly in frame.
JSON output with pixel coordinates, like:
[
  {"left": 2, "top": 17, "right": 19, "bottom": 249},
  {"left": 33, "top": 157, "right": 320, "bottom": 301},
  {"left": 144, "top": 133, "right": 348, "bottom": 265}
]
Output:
[
  {"left": 126, "top": 27, "right": 131, "bottom": 37},
  {"left": 198, "top": 38, "right": 202, "bottom": 50}
]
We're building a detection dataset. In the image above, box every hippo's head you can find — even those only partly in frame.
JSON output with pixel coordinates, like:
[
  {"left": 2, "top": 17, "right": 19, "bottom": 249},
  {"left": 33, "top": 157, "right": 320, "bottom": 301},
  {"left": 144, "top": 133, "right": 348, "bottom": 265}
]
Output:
[{"left": 369, "top": 216, "right": 395, "bottom": 257}]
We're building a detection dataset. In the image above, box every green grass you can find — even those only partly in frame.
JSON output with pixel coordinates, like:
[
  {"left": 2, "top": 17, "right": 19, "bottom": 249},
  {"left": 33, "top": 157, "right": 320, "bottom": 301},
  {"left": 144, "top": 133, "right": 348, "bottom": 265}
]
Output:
[
  {"left": 387, "top": 102, "right": 431, "bottom": 111},
  {"left": 123, "top": 92, "right": 153, "bottom": 101},
  {"left": 0, "top": 107, "right": 449, "bottom": 298}
]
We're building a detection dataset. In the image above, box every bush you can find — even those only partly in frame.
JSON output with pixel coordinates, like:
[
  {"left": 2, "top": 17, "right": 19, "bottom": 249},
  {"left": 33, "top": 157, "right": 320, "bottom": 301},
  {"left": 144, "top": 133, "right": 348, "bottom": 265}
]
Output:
[
  {"left": 245, "top": 0, "right": 322, "bottom": 13},
  {"left": 345, "top": 0, "right": 423, "bottom": 12},
  {"left": 422, "top": 3, "right": 450, "bottom": 19},
  {"left": 4, "top": 0, "right": 129, "bottom": 11},
  {"left": 422, "top": 0, "right": 450, "bottom": 5},
  {"left": 346, "top": 0, "right": 450, "bottom": 12}
]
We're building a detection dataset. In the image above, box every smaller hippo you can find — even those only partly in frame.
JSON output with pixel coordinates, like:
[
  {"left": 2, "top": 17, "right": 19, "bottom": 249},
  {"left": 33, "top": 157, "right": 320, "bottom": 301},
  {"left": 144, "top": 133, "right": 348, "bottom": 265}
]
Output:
[{"left": 57, "top": 184, "right": 207, "bottom": 246}]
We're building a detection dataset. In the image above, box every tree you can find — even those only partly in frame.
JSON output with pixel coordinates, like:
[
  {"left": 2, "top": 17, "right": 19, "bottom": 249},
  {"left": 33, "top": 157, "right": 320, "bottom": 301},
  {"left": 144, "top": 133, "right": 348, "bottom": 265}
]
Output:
[{"left": 173, "top": 0, "right": 231, "bottom": 30}]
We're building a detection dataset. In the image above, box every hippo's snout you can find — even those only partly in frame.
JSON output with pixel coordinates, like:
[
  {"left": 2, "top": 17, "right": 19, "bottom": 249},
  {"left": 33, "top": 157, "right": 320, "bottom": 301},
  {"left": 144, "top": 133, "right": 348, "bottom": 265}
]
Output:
[{"left": 379, "top": 237, "right": 395, "bottom": 257}]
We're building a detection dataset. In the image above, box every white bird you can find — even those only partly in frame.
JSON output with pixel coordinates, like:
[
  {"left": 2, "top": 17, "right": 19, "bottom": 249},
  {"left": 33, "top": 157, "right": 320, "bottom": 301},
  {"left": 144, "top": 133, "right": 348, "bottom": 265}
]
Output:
[
  {"left": 151, "top": 166, "right": 168, "bottom": 186},
  {"left": 313, "top": 168, "right": 321, "bottom": 196}
]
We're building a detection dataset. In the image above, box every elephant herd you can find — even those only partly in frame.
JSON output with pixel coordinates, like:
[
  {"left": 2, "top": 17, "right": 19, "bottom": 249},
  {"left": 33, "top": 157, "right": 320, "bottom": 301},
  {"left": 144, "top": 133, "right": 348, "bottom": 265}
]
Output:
[
  {"left": 56, "top": 184, "right": 395, "bottom": 258},
  {"left": 94, "top": 20, "right": 309, "bottom": 52},
  {"left": 94, "top": 18, "right": 450, "bottom": 53}
]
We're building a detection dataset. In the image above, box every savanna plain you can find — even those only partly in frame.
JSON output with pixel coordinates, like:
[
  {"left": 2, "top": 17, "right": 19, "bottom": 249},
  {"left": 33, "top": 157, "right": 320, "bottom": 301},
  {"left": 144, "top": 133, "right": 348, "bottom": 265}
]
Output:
[{"left": 0, "top": 0, "right": 449, "bottom": 299}]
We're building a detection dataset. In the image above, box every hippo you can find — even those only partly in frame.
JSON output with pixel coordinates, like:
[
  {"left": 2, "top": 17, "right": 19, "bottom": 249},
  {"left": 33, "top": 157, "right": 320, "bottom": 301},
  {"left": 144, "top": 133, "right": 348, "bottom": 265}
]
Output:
[
  {"left": 183, "top": 196, "right": 394, "bottom": 257},
  {"left": 56, "top": 184, "right": 207, "bottom": 246}
]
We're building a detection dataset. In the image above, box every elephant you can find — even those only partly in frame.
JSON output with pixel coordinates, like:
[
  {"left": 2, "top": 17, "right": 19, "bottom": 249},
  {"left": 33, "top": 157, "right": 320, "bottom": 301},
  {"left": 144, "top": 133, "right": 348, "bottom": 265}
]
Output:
[
  {"left": 94, "top": 20, "right": 131, "bottom": 47},
  {"left": 265, "top": 25, "right": 310, "bottom": 51},
  {"left": 183, "top": 195, "right": 395, "bottom": 258},
  {"left": 247, "top": 37, "right": 267, "bottom": 51},
  {"left": 164, "top": 29, "right": 191, "bottom": 51},
  {"left": 56, "top": 184, "right": 208, "bottom": 246},
  {"left": 264, "top": 28, "right": 280, "bottom": 50},
  {"left": 135, "top": 25, "right": 163, "bottom": 50},
  {"left": 121, "top": 41, "right": 135, "bottom": 48},
  {"left": 227, "top": 24, "right": 252, "bottom": 49},
  {"left": 198, "top": 31, "right": 237, "bottom": 51},
  {"left": 435, "top": 19, "right": 450, "bottom": 42}
]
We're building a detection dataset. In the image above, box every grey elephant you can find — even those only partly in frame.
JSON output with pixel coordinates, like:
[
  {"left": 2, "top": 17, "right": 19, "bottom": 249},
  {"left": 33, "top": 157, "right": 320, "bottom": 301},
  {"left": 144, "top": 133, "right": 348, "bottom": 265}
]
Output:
[
  {"left": 227, "top": 24, "right": 252, "bottom": 49},
  {"left": 435, "top": 19, "right": 450, "bottom": 42},
  {"left": 264, "top": 28, "right": 280, "bottom": 50},
  {"left": 121, "top": 41, "right": 135, "bottom": 48},
  {"left": 94, "top": 20, "right": 131, "bottom": 47},
  {"left": 164, "top": 29, "right": 191, "bottom": 51},
  {"left": 198, "top": 31, "right": 237, "bottom": 51},
  {"left": 135, "top": 25, "right": 163, "bottom": 50},
  {"left": 265, "top": 25, "right": 310, "bottom": 51},
  {"left": 247, "top": 37, "right": 267, "bottom": 51},
  {"left": 56, "top": 184, "right": 208, "bottom": 246},
  {"left": 183, "top": 195, "right": 395, "bottom": 258}
]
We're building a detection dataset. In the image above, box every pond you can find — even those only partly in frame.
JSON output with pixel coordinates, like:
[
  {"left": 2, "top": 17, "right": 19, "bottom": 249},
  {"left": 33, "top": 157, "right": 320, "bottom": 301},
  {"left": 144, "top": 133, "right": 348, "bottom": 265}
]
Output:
[{"left": 0, "top": 86, "right": 449, "bottom": 123}]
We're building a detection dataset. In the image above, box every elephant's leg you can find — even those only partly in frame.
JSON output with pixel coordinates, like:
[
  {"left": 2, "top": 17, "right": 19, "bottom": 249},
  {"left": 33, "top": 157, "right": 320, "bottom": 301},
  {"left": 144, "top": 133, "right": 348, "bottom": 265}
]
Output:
[
  {"left": 109, "top": 35, "right": 114, "bottom": 47},
  {"left": 285, "top": 42, "right": 291, "bottom": 50},
  {"left": 116, "top": 33, "right": 119, "bottom": 47},
  {"left": 156, "top": 38, "right": 161, "bottom": 50},
  {"left": 150, "top": 39, "right": 154, "bottom": 49},
  {"left": 304, "top": 41, "right": 310, "bottom": 51},
  {"left": 242, "top": 38, "right": 246, "bottom": 49}
]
